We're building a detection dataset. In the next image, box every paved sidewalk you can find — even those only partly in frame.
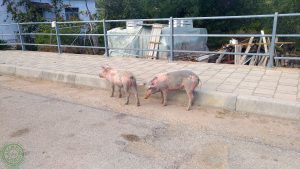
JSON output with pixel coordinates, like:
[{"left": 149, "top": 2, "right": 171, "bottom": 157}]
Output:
[{"left": 1, "top": 50, "right": 300, "bottom": 119}]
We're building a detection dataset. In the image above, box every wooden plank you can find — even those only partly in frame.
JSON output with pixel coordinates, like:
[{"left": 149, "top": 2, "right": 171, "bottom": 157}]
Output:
[
  {"left": 234, "top": 45, "right": 242, "bottom": 64},
  {"left": 250, "top": 37, "right": 262, "bottom": 65},
  {"left": 197, "top": 54, "right": 214, "bottom": 62},
  {"left": 146, "top": 24, "right": 163, "bottom": 59},
  {"left": 262, "top": 37, "right": 271, "bottom": 66},
  {"left": 258, "top": 30, "right": 269, "bottom": 66},
  {"left": 240, "top": 37, "right": 254, "bottom": 64}
]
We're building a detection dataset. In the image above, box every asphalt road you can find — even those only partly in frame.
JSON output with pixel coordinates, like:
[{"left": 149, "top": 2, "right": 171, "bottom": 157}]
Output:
[{"left": 0, "top": 75, "right": 300, "bottom": 169}]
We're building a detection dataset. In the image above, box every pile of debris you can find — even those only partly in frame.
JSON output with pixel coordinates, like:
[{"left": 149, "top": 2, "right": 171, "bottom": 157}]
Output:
[{"left": 195, "top": 30, "right": 299, "bottom": 67}]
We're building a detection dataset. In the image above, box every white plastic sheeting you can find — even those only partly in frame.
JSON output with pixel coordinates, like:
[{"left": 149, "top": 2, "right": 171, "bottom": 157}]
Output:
[{"left": 107, "top": 25, "right": 208, "bottom": 59}]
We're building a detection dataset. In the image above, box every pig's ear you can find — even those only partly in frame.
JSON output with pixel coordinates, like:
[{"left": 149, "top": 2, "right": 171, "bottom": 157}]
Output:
[
  {"left": 101, "top": 65, "right": 111, "bottom": 70},
  {"left": 149, "top": 77, "right": 158, "bottom": 84}
]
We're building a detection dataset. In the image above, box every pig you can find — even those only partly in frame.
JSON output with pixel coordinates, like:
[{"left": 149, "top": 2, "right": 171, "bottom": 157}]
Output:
[
  {"left": 144, "top": 70, "right": 200, "bottom": 110},
  {"left": 99, "top": 65, "right": 140, "bottom": 106}
]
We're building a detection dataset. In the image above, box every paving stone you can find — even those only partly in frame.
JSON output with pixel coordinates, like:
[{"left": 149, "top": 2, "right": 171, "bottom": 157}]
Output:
[
  {"left": 274, "top": 93, "right": 297, "bottom": 101},
  {"left": 278, "top": 78, "right": 299, "bottom": 86},
  {"left": 258, "top": 81, "right": 278, "bottom": 88},
  {"left": 217, "top": 84, "right": 237, "bottom": 93},
  {"left": 254, "top": 88, "right": 274, "bottom": 96},
  {"left": 243, "top": 75, "right": 262, "bottom": 82},
  {"left": 234, "top": 88, "right": 254, "bottom": 95},
  {"left": 206, "top": 78, "right": 224, "bottom": 84},
  {"left": 238, "top": 82, "right": 258, "bottom": 89},
  {"left": 202, "top": 83, "right": 219, "bottom": 91},
  {"left": 281, "top": 72, "right": 300, "bottom": 78},
  {"left": 276, "top": 85, "right": 298, "bottom": 94}
]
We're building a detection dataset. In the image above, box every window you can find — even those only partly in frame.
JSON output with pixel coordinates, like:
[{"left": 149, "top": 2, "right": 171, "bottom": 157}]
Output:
[{"left": 65, "top": 8, "right": 79, "bottom": 20}]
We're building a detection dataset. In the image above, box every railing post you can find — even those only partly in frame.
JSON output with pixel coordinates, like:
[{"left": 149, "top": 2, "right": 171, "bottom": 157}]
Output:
[
  {"left": 268, "top": 12, "right": 278, "bottom": 68},
  {"left": 54, "top": 21, "right": 61, "bottom": 54},
  {"left": 17, "top": 23, "right": 25, "bottom": 51},
  {"left": 169, "top": 17, "right": 174, "bottom": 62},
  {"left": 103, "top": 19, "right": 109, "bottom": 57}
]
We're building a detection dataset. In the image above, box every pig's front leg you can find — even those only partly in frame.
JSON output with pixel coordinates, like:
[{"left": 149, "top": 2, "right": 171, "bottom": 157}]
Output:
[
  {"left": 162, "top": 90, "right": 168, "bottom": 106},
  {"left": 160, "top": 90, "right": 164, "bottom": 104},
  {"left": 124, "top": 85, "right": 130, "bottom": 105},
  {"left": 132, "top": 88, "right": 140, "bottom": 106},
  {"left": 186, "top": 90, "right": 194, "bottom": 111},
  {"left": 118, "top": 86, "right": 122, "bottom": 98},
  {"left": 110, "top": 84, "right": 115, "bottom": 97}
]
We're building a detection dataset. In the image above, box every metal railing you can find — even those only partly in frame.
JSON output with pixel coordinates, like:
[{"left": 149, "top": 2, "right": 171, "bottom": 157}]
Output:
[{"left": 0, "top": 12, "right": 299, "bottom": 67}]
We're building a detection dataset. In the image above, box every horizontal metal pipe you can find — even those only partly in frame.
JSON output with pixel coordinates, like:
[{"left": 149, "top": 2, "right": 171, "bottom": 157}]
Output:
[
  {"left": 0, "top": 33, "right": 277, "bottom": 38},
  {"left": 173, "top": 50, "right": 269, "bottom": 56},
  {"left": 2, "top": 33, "right": 282, "bottom": 38},
  {"left": 274, "top": 57, "right": 300, "bottom": 60},
  {"left": 0, "top": 43, "right": 20, "bottom": 45},
  {"left": 106, "top": 34, "right": 171, "bottom": 37},
  {"left": 1, "top": 13, "right": 299, "bottom": 26},
  {"left": 108, "top": 47, "right": 170, "bottom": 52},
  {"left": 106, "top": 18, "right": 170, "bottom": 22},
  {"left": 0, "top": 23, "right": 15, "bottom": 26},
  {"left": 278, "top": 13, "right": 300, "bottom": 17},
  {"left": 108, "top": 47, "right": 269, "bottom": 56},
  {"left": 59, "top": 33, "right": 104, "bottom": 36},
  {"left": 276, "top": 34, "right": 300, "bottom": 37},
  {"left": 19, "top": 22, "right": 51, "bottom": 25},
  {"left": 0, "top": 34, "right": 16, "bottom": 36},
  {"left": 60, "top": 45, "right": 105, "bottom": 49},
  {"left": 21, "top": 33, "right": 55, "bottom": 36},
  {"left": 23, "top": 43, "right": 58, "bottom": 47},
  {"left": 57, "top": 20, "right": 103, "bottom": 24},
  {"left": 174, "top": 14, "right": 275, "bottom": 20},
  {"left": 173, "top": 34, "right": 273, "bottom": 37}
]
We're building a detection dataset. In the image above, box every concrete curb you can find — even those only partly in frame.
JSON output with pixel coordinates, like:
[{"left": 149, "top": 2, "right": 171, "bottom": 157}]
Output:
[{"left": 1, "top": 64, "right": 299, "bottom": 120}]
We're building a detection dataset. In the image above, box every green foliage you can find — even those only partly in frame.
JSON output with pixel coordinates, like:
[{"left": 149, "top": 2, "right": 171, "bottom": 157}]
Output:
[
  {"left": 35, "top": 22, "right": 82, "bottom": 47},
  {"left": 0, "top": 40, "right": 9, "bottom": 50},
  {"left": 97, "top": 0, "right": 300, "bottom": 49}
]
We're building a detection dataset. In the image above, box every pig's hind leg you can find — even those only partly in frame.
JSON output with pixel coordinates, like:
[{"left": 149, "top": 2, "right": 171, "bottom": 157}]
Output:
[
  {"left": 110, "top": 84, "right": 115, "bottom": 97},
  {"left": 162, "top": 90, "right": 168, "bottom": 106},
  {"left": 118, "top": 86, "right": 122, "bottom": 98},
  {"left": 132, "top": 87, "right": 140, "bottom": 106},
  {"left": 124, "top": 84, "right": 130, "bottom": 105},
  {"left": 184, "top": 84, "right": 196, "bottom": 111}
]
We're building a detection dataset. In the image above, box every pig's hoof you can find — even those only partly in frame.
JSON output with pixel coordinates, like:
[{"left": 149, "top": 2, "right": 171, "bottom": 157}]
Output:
[
  {"left": 110, "top": 95, "right": 114, "bottom": 97},
  {"left": 163, "top": 103, "right": 167, "bottom": 106},
  {"left": 137, "top": 103, "right": 140, "bottom": 106},
  {"left": 125, "top": 102, "right": 129, "bottom": 105},
  {"left": 119, "top": 95, "right": 122, "bottom": 98},
  {"left": 186, "top": 107, "right": 191, "bottom": 111}
]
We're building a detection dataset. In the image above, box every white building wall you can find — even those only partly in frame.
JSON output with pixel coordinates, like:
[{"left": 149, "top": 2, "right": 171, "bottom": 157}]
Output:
[
  {"left": 0, "top": 0, "right": 96, "bottom": 42},
  {"left": 62, "top": 0, "right": 96, "bottom": 21},
  {"left": 0, "top": 1, "right": 18, "bottom": 42}
]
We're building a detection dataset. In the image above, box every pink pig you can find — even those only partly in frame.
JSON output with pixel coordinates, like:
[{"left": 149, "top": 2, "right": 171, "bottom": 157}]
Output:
[
  {"left": 144, "top": 70, "right": 200, "bottom": 110},
  {"left": 99, "top": 65, "right": 140, "bottom": 106}
]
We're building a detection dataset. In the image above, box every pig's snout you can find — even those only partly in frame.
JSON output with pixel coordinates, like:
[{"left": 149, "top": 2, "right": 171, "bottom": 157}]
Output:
[{"left": 144, "top": 90, "right": 152, "bottom": 99}]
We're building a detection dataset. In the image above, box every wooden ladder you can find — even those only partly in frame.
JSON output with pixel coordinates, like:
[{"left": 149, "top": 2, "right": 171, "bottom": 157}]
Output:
[{"left": 146, "top": 24, "right": 163, "bottom": 59}]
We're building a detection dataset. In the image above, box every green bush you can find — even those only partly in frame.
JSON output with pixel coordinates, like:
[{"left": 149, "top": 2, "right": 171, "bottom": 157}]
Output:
[{"left": 0, "top": 39, "right": 8, "bottom": 50}]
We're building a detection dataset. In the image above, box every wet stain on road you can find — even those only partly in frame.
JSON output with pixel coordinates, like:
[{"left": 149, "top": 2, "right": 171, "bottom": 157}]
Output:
[
  {"left": 121, "top": 134, "right": 140, "bottom": 142},
  {"left": 10, "top": 128, "right": 30, "bottom": 138}
]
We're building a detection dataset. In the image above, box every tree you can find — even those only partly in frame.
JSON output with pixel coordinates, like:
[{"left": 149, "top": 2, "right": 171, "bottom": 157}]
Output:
[
  {"left": 2, "top": 0, "right": 44, "bottom": 23},
  {"left": 51, "top": 0, "right": 64, "bottom": 21}
]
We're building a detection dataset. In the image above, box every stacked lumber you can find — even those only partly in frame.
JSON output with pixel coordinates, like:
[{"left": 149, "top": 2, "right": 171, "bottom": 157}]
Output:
[
  {"left": 216, "top": 30, "right": 297, "bottom": 66},
  {"left": 146, "top": 24, "right": 163, "bottom": 59}
]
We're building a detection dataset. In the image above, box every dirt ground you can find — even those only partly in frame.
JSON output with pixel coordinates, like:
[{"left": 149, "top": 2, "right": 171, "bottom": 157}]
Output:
[{"left": 0, "top": 75, "right": 300, "bottom": 169}]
